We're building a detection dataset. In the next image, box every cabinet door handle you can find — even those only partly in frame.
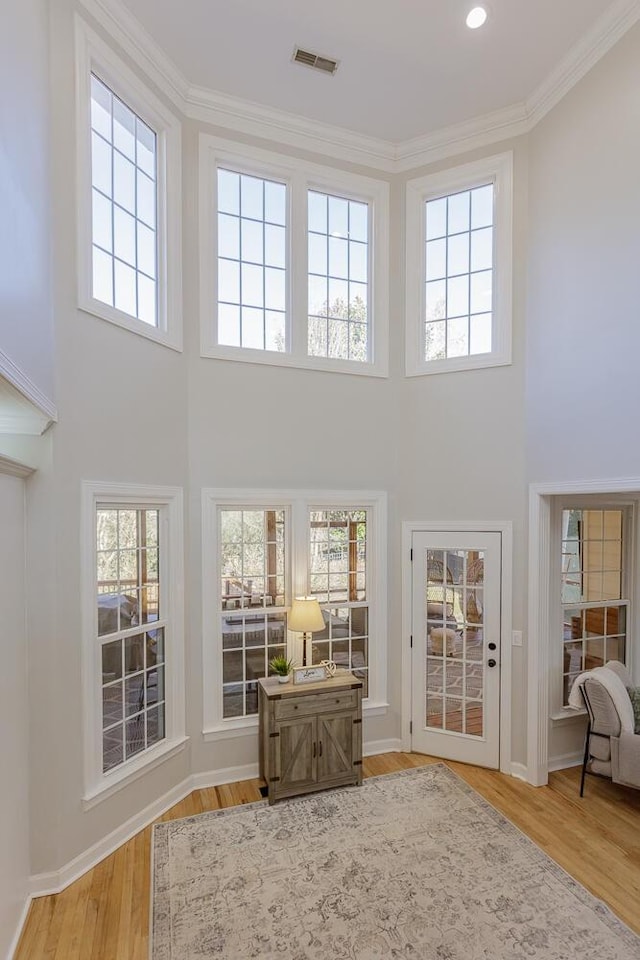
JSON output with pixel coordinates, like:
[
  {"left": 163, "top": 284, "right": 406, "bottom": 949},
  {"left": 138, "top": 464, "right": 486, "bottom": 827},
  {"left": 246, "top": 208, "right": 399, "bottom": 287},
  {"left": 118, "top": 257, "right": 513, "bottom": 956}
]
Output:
[
  {"left": 313, "top": 742, "right": 317, "bottom": 758},
  {"left": 319, "top": 740, "right": 323, "bottom": 757}
]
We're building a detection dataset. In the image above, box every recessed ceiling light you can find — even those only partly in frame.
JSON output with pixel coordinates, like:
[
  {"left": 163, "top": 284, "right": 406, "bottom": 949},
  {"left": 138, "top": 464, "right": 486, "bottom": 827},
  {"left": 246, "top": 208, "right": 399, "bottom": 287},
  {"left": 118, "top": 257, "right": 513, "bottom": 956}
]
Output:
[{"left": 466, "top": 6, "right": 488, "bottom": 29}]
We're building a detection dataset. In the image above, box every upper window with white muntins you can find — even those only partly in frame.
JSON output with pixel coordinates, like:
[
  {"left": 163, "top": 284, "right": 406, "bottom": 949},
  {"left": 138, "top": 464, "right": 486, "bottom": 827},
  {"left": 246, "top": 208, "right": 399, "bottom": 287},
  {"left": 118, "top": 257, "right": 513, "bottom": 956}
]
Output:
[
  {"left": 406, "top": 152, "right": 512, "bottom": 377},
  {"left": 308, "top": 192, "right": 369, "bottom": 362},
  {"left": 76, "top": 19, "right": 183, "bottom": 351},
  {"left": 200, "top": 136, "right": 389, "bottom": 377},
  {"left": 91, "top": 75, "right": 158, "bottom": 327},
  {"left": 217, "top": 169, "right": 288, "bottom": 351},
  {"left": 424, "top": 184, "right": 493, "bottom": 361}
]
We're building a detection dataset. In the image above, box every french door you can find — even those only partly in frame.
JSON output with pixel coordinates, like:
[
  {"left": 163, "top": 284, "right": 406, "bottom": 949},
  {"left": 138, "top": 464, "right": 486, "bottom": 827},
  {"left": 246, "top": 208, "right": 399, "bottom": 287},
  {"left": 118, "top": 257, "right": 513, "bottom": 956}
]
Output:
[{"left": 411, "top": 531, "right": 502, "bottom": 768}]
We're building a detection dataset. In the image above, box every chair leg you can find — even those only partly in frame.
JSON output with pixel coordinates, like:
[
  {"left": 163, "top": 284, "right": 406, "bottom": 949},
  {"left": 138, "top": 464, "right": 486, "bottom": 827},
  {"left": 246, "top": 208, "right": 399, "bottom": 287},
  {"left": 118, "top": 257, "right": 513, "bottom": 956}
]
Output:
[{"left": 579, "top": 722, "right": 591, "bottom": 797}]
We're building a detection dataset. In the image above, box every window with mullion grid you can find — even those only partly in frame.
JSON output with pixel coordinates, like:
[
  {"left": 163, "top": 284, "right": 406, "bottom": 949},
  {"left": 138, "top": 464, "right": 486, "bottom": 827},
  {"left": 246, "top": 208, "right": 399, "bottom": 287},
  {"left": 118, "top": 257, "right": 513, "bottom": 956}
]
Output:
[
  {"left": 96, "top": 506, "right": 165, "bottom": 772},
  {"left": 219, "top": 507, "right": 288, "bottom": 718},
  {"left": 217, "top": 169, "right": 287, "bottom": 351},
  {"left": 424, "top": 183, "right": 493, "bottom": 361},
  {"left": 560, "top": 507, "right": 630, "bottom": 706},
  {"left": 308, "top": 508, "right": 369, "bottom": 696},
  {"left": 90, "top": 74, "right": 158, "bottom": 327},
  {"left": 308, "top": 191, "right": 369, "bottom": 362}
]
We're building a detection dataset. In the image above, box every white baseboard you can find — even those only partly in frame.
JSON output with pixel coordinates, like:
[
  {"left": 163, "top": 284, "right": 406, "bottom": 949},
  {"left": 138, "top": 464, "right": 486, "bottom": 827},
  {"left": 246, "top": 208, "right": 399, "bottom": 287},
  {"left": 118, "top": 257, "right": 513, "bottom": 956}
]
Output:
[
  {"left": 6, "top": 893, "right": 32, "bottom": 960},
  {"left": 510, "top": 762, "right": 529, "bottom": 782},
  {"left": 191, "top": 763, "right": 259, "bottom": 791},
  {"left": 29, "top": 741, "right": 403, "bottom": 899},
  {"left": 548, "top": 752, "right": 583, "bottom": 773},
  {"left": 364, "top": 738, "right": 402, "bottom": 756},
  {"left": 29, "top": 776, "right": 194, "bottom": 897}
]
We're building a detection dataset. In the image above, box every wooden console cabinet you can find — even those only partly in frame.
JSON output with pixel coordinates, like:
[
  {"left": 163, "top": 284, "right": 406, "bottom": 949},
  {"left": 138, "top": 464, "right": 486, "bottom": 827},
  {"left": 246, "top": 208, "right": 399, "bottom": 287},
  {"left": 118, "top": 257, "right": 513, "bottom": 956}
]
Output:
[{"left": 258, "top": 673, "right": 363, "bottom": 804}]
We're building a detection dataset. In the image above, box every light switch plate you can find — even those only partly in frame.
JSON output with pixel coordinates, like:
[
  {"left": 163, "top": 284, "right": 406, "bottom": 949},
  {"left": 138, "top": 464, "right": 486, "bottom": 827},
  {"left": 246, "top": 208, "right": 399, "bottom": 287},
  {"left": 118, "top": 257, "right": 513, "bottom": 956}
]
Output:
[{"left": 512, "top": 630, "right": 523, "bottom": 647}]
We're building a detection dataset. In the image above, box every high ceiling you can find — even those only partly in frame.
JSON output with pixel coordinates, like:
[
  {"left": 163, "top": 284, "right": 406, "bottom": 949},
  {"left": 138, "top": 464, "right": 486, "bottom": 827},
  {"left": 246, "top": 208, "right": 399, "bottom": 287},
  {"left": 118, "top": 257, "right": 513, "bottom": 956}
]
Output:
[{"left": 120, "top": 0, "right": 626, "bottom": 142}]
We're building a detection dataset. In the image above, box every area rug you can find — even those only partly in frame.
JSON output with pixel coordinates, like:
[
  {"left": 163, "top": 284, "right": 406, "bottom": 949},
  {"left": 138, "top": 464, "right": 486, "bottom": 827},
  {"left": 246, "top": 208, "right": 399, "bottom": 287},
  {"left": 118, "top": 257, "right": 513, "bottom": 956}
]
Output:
[{"left": 151, "top": 764, "right": 639, "bottom": 959}]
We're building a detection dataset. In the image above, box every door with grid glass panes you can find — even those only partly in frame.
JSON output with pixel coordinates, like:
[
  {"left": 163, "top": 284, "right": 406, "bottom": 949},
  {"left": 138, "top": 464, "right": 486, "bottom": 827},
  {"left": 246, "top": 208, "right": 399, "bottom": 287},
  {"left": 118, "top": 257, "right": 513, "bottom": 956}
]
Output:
[{"left": 411, "top": 532, "right": 501, "bottom": 768}]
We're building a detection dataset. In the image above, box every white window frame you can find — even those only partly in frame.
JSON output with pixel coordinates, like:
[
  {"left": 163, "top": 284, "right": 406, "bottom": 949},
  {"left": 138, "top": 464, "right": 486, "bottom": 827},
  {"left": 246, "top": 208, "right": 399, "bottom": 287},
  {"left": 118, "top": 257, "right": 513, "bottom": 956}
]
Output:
[
  {"left": 549, "top": 496, "right": 635, "bottom": 719},
  {"left": 199, "top": 135, "right": 389, "bottom": 377},
  {"left": 81, "top": 481, "right": 186, "bottom": 807},
  {"left": 75, "top": 16, "right": 183, "bottom": 351},
  {"left": 405, "top": 152, "right": 513, "bottom": 377},
  {"left": 202, "top": 488, "right": 388, "bottom": 740}
]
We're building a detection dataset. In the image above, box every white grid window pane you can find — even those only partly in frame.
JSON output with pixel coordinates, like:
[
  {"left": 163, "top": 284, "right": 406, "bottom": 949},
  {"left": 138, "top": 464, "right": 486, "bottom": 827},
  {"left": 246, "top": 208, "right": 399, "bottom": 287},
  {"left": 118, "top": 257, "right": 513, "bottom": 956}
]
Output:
[
  {"left": 308, "top": 509, "right": 369, "bottom": 696},
  {"left": 219, "top": 508, "right": 287, "bottom": 718},
  {"left": 97, "top": 507, "right": 165, "bottom": 772},
  {"left": 89, "top": 75, "right": 158, "bottom": 327},
  {"left": 424, "top": 183, "right": 494, "bottom": 361},
  {"left": 217, "top": 169, "right": 287, "bottom": 352},
  {"left": 308, "top": 191, "right": 369, "bottom": 362}
]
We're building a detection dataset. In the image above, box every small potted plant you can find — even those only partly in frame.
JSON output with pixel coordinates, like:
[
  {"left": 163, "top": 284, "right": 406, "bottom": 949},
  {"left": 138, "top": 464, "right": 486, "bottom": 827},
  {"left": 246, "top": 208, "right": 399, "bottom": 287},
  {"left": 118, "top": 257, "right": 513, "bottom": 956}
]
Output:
[{"left": 269, "top": 654, "right": 293, "bottom": 684}]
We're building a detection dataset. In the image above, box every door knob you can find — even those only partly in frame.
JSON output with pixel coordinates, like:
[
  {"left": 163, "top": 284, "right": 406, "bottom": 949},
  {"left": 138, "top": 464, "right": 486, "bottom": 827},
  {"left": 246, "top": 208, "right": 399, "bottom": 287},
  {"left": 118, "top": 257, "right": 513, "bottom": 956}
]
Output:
[
  {"left": 487, "top": 658, "right": 497, "bottom": 668},
  {"left": 488, "top": 642, "right": 497, "bottom": 651}
]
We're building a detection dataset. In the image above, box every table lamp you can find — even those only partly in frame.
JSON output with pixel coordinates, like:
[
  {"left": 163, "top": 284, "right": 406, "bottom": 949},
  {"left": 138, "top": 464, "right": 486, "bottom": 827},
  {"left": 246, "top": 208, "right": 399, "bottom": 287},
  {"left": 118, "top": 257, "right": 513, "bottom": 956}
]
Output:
[{"left": 288, "top": 596, "right": 325, "bottom": 666}]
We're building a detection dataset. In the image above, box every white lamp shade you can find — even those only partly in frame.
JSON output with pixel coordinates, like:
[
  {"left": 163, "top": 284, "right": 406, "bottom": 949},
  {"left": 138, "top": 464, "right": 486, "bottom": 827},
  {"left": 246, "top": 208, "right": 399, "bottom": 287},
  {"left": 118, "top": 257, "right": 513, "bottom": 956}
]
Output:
[{"left": 288, "top": 597, "right": 325, "bottom": 633}]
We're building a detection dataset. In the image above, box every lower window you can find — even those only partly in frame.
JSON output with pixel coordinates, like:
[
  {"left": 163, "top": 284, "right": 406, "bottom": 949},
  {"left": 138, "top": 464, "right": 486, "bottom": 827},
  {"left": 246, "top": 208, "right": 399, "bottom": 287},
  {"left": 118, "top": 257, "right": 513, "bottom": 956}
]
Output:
[
  {"left": 560, "top": 507, "right": 630, "bottom": 706},
  {"left": 83, "top": 482, "right": 185, "bottom": 801}
]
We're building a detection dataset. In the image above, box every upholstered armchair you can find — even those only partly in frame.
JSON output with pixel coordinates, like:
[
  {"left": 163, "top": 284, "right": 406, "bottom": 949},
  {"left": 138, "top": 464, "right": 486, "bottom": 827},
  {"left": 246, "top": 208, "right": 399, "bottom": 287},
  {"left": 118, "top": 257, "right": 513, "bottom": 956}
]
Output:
[{"left": 569, "top": 660, "right": 640, "bottom": 796}]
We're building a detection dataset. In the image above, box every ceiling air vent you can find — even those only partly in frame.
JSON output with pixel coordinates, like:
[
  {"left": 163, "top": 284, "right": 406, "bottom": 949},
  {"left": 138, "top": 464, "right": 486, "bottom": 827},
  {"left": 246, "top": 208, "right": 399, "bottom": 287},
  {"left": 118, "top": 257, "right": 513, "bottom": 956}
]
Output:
[{"left": 293, "top": 47, "right": 339, "bottom": 75}]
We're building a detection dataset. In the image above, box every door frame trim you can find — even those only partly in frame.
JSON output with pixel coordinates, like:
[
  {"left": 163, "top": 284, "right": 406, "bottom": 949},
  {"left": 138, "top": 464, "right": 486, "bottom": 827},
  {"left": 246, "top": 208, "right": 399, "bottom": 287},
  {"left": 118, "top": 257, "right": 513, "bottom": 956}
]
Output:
[{"left": 401, "top": 520, "right": 513, "bottom": 775}]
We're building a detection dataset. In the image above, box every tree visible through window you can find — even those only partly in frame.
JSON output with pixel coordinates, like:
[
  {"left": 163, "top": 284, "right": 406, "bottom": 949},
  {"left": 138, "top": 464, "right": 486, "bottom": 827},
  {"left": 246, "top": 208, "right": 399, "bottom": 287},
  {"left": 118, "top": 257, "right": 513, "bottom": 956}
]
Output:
[
  {"left": 219, "top": 508, "right": 288, "bottom": 718},
  {"left": 308, "top": 509, "right": 369, "bottom": 696},
  {"left": 97, "top": 507, "right": 165, "bottom": 771}
]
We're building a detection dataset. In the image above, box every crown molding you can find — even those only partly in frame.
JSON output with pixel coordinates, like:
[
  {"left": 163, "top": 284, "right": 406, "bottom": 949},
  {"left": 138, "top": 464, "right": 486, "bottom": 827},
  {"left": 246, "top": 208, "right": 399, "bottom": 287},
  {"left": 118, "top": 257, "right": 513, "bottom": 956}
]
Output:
[
  {"left": 526, "top": 0, "right": 640, "bottom": 127},
  {"left": 77, "top": 0, "right": 189, "bottom": 110},
  {"left": 395, "top": 102, "right": 529, "bottom": 173},
  {"left": 0, "top": 454, "right": 35, "bottom": 479},
  {"left": 0, "top": 349, "right": 57, "bottom": 425},
  {"left": 186, "top": 85, "right": 397, "bottom": 171},
  {"left": 79, "top": 0, "right": 640, "bottom": 172}
]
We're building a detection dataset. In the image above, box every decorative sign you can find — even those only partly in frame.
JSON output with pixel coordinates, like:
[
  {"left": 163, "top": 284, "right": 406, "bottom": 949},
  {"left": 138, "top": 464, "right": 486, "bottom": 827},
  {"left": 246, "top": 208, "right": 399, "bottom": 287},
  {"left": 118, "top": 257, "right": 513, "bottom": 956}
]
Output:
[{"left": 292, "top": 666, "right": 326, "bottom": 685}]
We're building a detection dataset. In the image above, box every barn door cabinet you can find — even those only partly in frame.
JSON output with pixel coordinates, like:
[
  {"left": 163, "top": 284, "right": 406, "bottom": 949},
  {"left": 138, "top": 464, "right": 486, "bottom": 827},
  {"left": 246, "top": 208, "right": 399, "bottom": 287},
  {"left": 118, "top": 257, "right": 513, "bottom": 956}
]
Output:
[{"left": 258, "top": 673, "right": 363, "bottom": 804}]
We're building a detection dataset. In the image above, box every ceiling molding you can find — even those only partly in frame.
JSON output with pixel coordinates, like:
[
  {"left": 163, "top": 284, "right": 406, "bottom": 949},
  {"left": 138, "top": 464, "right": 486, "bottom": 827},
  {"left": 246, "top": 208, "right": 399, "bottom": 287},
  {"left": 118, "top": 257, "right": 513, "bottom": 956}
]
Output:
[
  {"left": 78, "top": 0, "right": 189, "bottom": 110},
  {"left": 526, "top": 0, "right": 640, "bottom": 127},
  {"left": 80, "top": 0, "right": 640, "bottom": 172},
  {"left": 0, "top": 454, "right": 35, "bottom": 479},
  {"left": 186, "top": 86, "right": 396, "bottom": 171},
  {"left": 0, "top": 349, "right": 57, "bottom": 425},
  {"left": 394, "top": 103, "right": 529, "bottom": 173}
]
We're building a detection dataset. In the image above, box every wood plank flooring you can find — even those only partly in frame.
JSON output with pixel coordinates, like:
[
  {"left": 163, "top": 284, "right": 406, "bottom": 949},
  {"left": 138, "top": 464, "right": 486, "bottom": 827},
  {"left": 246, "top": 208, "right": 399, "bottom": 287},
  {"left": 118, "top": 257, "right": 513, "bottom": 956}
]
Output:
[{"left": 15, "top": 754, "right": 640, "bottom": 959}]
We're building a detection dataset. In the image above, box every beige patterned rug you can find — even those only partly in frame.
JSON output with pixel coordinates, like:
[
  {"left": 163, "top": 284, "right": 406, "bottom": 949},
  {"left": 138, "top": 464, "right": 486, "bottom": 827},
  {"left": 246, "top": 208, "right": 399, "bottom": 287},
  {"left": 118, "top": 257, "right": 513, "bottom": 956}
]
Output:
[{"left": 151, "top": 764, "right": 639, "bottom": 959}]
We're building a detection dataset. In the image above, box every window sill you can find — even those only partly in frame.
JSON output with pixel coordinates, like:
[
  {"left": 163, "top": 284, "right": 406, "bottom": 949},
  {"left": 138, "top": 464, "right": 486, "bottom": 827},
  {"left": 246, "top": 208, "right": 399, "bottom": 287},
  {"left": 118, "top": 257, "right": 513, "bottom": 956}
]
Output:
[
  {"left": 201, "top": 342, "right": 388, "bottom": 378},
  {"left": 406, "top": 352, "right": 511, "bottom": 378},
  {"left": 82, "top": 735, "right": 189, "bottom": 809},
  {"left": 203, "top": 700, "right": 387, "bottom": 742},
  {"left": 550, "top": 708, "right": 586, "bottom": 725},
  {"left": 79, "top": 297, "right": 183, "bottom": 353}
]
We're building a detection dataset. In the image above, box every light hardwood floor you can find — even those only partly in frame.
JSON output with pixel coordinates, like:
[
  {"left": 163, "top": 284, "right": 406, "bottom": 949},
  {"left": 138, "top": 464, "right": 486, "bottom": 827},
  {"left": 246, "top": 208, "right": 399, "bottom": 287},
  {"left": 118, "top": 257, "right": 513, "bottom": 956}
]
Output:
[{"left": 15, "top": 753, "right": 640, "bottom": 959}]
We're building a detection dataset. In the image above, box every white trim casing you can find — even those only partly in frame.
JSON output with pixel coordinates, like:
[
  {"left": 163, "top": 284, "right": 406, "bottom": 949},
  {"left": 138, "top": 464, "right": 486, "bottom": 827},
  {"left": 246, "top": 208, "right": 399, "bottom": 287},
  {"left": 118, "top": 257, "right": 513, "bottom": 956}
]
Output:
[
  {"left": 0, "top": 348, "right": 57, "bottom": 424},
  {"left": 528, "top": 478, "right": 640, "bottom": 787},
  {"left": 199, "top": 135, "right": 389, "bottom": 378},
  {"left": 401, "top": 520, "right": 513, "bottom": 776},
  {"left": 81, "top": 481, "right": 186, "bottom": 804},
  {"left": 405, "top": 152, "right": 513, "bottom": 377},
  {"left": 79, "top": 0, "right": 640, "bottom": 174},
  {"left": 75, "top": 16, "right": 183, "bottom": 352},
  {"left": 202, "top": 488, "right": 388, "bottom": 738}
]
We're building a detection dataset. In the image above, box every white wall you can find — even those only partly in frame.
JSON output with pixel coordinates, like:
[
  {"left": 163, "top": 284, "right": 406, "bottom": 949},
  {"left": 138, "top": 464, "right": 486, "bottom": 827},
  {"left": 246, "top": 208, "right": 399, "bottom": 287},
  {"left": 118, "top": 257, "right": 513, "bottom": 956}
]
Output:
[
  {"left": 0, "top": 0, "right": 55, "bottom": 407},
  {"left": 38, "top": 0, "right": 640, "bottom": 880},
  {"left": 527, "top": 23, "right": 640, "bottom": 761},
  {"left": 30, "top": 0, "right": 532, "bottom": 877},
  {"left": 0, "top": 474, "right": 30, "bottom": 957}
]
